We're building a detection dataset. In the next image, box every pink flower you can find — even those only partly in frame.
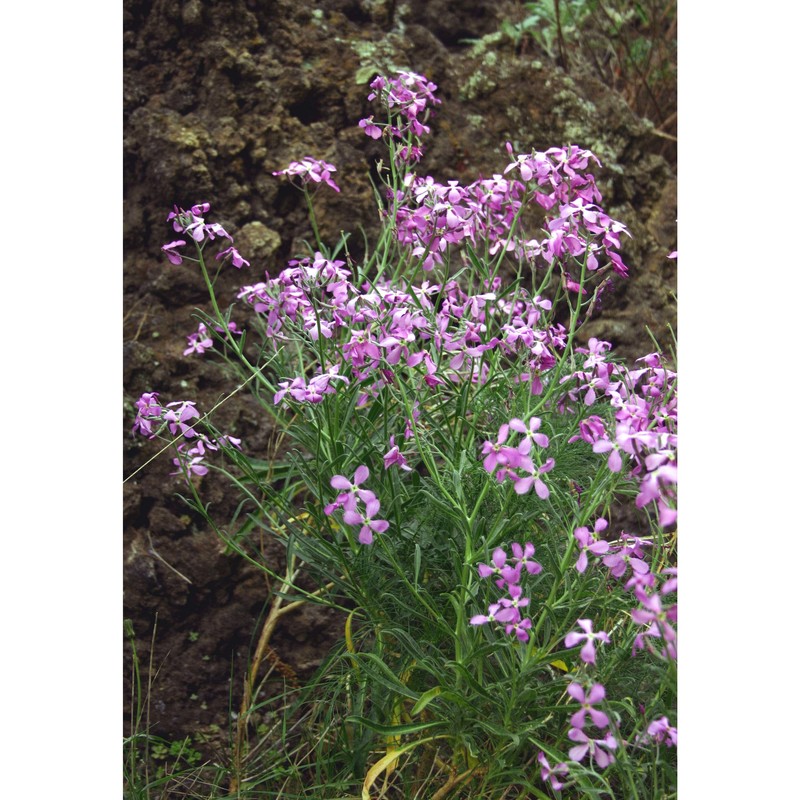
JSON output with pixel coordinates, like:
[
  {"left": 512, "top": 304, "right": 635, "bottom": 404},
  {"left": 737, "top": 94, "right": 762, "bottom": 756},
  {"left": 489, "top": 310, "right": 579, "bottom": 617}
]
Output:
[
  {"left": 508, "top": 416, "right": 549, "bottom": 452},
  {"left": 343, "top": 496, "right": 390, "bottom": 545},
  {"left": 184, "top": 323, "right": 214, "bottom": 356},
  {"left": 565, "top": 618, "right": 610, "bottom": 665},
  {"left": 602, "top": 533, "right": 651, "bottom": 579},
  {"left": 358, "top": 116, "right": 382, "bottom": 139},
  {"left": 573, "top": 518, "right": 610, "bottom": 573},
  {"left": 328, "top": 465, "right": 373, "bottom": 513},
  {"left": 216, "top": 246, "right": 250, "bottom": 269},
  {"left": 510, "top": 456, "right": 555, "bottom": 499},
  {"left": 383, "top": 436, "right": 412, "bottom": 471},
  {"left": 567, "top": 682, "right": 610, "bottom": 729},
  {"left": 567, "top": 728, "right": 617, "bottom": 768},
  {"left": 510, "top": 542, "right": 542, "bottom": 576},
  {"left": 504, "top": 616, "right": 533, "bottom": 643},
  {"left": 170, "top": 441, "right": 209, "bottom": 479},
  {"left": 469, "top": 602, "right": 517, "bottom": 627},
  {"left": 538, "top": 752, "right": 569, "bottom": 790},
  {"left": 477, "top": 546, "right": 520, "bottom": 589},
  {"left": 274, "top": 366, "right": 350, "bottom": 405},
  {"left": 273, "top": 157, "right": 341, "bottom": 192},
  {"left": 161, "top": 239, "right": 187, "bottom": 265},
  {"left": 164, "top": 400, "right": 200, "bottom": 438},
  {"left": 631, "top": 588, "right": 677, "bottom": 661},
  {"left": 647, "top": 715, "right": 677, "bottom": 747},
  {"left": 480, "top": 424, "right": 514, "bottom": 473},
  {"left": 497, "top": 583, "right": 530, "bottom": 619},
  {"left": 132, "top": 392, "right": 164, "bottom": 439}
]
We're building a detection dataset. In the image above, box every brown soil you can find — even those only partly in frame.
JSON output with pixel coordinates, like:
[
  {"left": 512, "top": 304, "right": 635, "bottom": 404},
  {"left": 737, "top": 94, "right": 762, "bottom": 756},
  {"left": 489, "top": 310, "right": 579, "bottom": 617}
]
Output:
[{"left": 123, "top": 0, "right": 676, "bottom": 759}]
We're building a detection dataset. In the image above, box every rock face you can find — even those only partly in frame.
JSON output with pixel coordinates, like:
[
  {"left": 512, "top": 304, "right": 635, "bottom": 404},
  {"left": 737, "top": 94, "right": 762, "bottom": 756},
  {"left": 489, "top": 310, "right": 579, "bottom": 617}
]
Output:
[{"left": 124, "top": 0, "right": 676, "bottom": 743}]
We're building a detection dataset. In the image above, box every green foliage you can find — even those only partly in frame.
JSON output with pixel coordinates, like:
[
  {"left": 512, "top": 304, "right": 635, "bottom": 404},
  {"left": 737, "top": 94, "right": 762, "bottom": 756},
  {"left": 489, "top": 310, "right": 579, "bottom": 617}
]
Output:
[{"left": 128, "top": 70, "right": 677, "bottom": 798}]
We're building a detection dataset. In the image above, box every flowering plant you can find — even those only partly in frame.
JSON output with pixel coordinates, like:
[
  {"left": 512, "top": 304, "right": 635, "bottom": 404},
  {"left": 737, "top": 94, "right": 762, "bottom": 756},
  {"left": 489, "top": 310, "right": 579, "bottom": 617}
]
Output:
[{"left": 131, "top": 71, "right": 677, "bottom": 797}]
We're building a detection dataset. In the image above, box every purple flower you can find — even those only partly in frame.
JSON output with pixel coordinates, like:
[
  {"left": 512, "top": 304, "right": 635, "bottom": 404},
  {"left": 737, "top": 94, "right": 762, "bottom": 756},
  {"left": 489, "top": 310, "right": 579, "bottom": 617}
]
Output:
[
  {"left": 568, "top": 415, "right": 607, "bottom": 445},
  {"left": 343, "top": 496, "right": 390, "bottom": 545},
  {"left": 326, "top": 465, "right": 390, "bottom": 545},
  {"left": 481, "top": 424, "right": 514, "bottom": 473},
  {"left": 602, "top": 533, "right": 651, "bottom": 579},
  {"left": 504, "top": 616, "right": 533, "bottom": 643},
  {"left": 565, "top": 619, "right": 610, "bottom": 665},
  {"left": 184, "top": 322, "right": 214, "bottom": 356},
  {"left": 164, "top": 400, "right": 200, "bottom": 438},
  {"left": 660, "top": 567, "right": 678, "bottom": 596},
  {"left": 477, "top": 546, "right": 521, "bottom": 589},
  {"left": 498, "top": 583, "right": 530, "bottom": 619},
  {"left": 592, "top": 436, "right": 624, "bottom": 472},
  {"left": 170, "top": 441, "right": 209, "bottom": 479},
  {"left": 511, "top": 456, "right": 555, "bottom": 499},
  {"left": 328, "top": 465, "right": 373, "bottom": 513},
  {"left": 165, "top": 204, "right": 231, "bottom": 245},
  {"left": 167, "top": 203, "right": 209, "bottom": 234},
  {"left": 510, "top": 542, "right": 542, "bottom": 576},
  {"left": 216, "top": 246, "right": 250, "bottom": 269},
  {"left": 274, "top": 365, "right": 350, "bottom": 405},
  {"left": 508, "top": 416, "right": 549, "bottom": 452},
  {"left": 567, "top": 728, "right": 617, "bottom": 768},
  {"left": 635, "top": 456, "right": 678, "bottom": 526},
  {"left": 631, "top": 588, "right": 677, "bottom": 661},
  {"left": 647, "top": 715, "right": 677, "bottom": 747},
  {"left": 214, "top": 320, "right": 244, "bottom": 337},
  {"left": 358, "top": 115, "right": 383, "bottom": 139},
  {"left": 383, "top": 436, "right": 412, "bottom": 472},
  {"left": 273, "top": 157, "right": 341, "bottom": 192},
  {"left": 202, "top": 222, "right": 232, "bottom": 242},
  {"left": 567, "top": 682, "right": 609, "bottom": 729},
  {"left": 132, "top": 392, "right": 164, "bottom": 439},
  {"left": 162, "top": 239, "right": 187, "bottom": 265},
  {"left": 538, "top": 752, "right": 569, "bottom": 791},
  {"left": 469, "top": 602, "right": 517, "bottom": 627},
  {"left": 573, "top": 518, "right": 610, "bottom": 573}
]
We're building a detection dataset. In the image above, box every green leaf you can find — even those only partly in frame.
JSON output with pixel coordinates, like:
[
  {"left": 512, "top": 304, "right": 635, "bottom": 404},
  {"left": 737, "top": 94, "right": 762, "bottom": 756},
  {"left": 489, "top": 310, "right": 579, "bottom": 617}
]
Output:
[
  {"left": 410, "top": 686, "right": 442, "bottom": 717},
  {"left": 345, "top": 716, "right": 447, "bottom": 737}
]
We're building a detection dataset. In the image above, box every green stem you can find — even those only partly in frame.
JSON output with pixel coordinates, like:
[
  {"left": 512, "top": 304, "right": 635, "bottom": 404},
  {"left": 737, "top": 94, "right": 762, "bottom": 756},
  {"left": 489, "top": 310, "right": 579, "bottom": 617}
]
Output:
[
  {"left": 304, "top": 187, "right": 324, "bottom": 253},
  {"left": 196, "top": 243, "right": 274, "bottom": 394}
]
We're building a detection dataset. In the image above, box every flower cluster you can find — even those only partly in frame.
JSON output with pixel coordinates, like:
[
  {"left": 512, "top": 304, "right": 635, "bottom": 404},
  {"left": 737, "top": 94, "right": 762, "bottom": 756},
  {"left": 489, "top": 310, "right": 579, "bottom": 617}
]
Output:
[
  {"left": 631, "top": 568, "right": 677, "bottom": 661},
  {"left": 360, "top": 71, "right": 441, "bottom": 162},
  {"left": 131, "top": 392, "right": 241, "bottom": 481},
  {"left": 565, "top": 348, "right": 678, "bottom": 527},
  {"left": 162, "top": 202, "right": 250, "bottom": 268},
  {"left": 481, "top": 416, "right": 554, "bottom": 499},
  {"left": 384, "top": 142, "right": 630, "bottom": 277},
  {"left": 183, "top": 320, "right": 244, "bottom": 356},
  {"left": 565, "top": 680, "right": 617, "bottom": 769},
  {"left": 273, "top": 364, "right": 349, "bottom": 405},
  {"left": 571, "top": 518, "right": 675, "bottom": 663},
  {"left": 643, "top": 715, "right": 678, "bottom": 747},
  {"left": 235, "top": 255, "right": 570, "bottom": 410},
  {"left": 272, "top": 157, "right": 341, "bottom": 192},
  {"left": 470, "top": 542, "right": 542, "bottom": 643},
  {"left": 131, "top": 392, "right": 165, "bottom": 439},
  {"left": 324, "top": 465, "right": 389, "bottom": 545},
  {"left": 390, "top": 174, "right": 526, "bottom": 271},
  {"left": 560, "top": 621, "right": 617, "bottom": 771},
  {"left": 574, "top": 518, "right": 652, "bottom": 582}
]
